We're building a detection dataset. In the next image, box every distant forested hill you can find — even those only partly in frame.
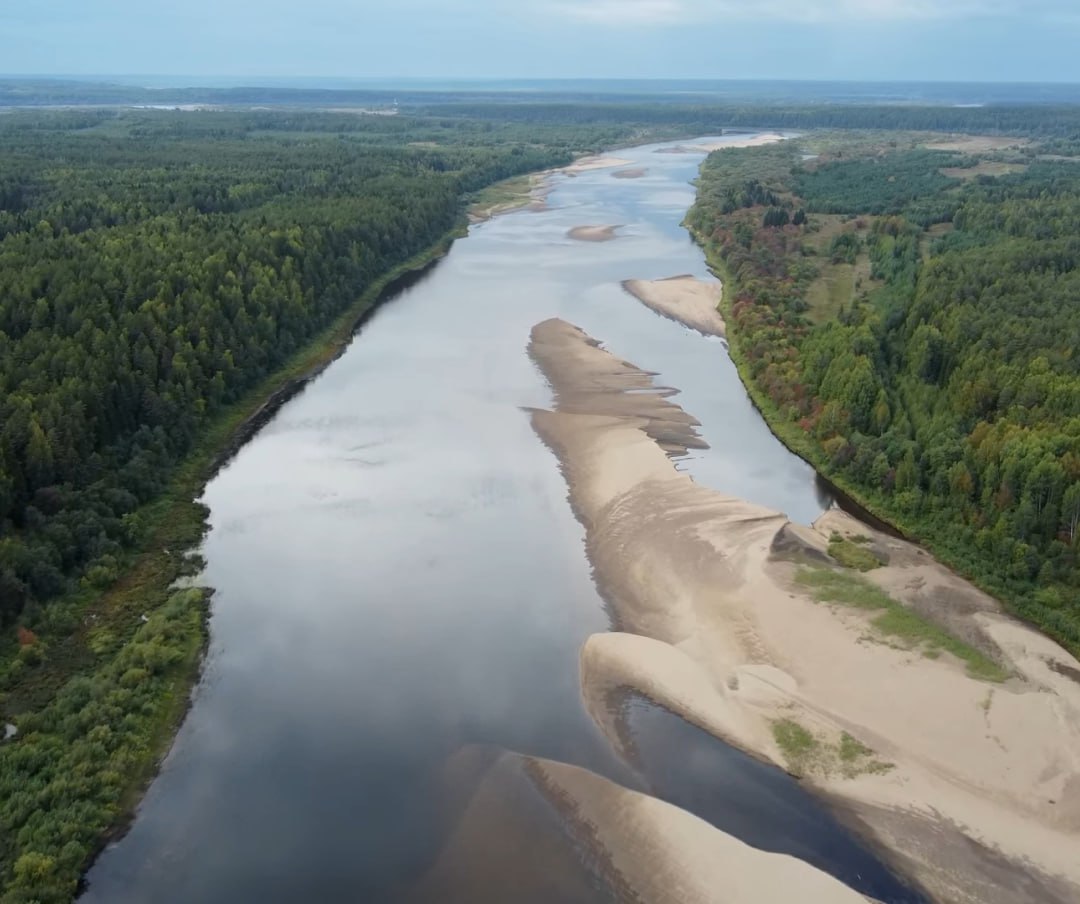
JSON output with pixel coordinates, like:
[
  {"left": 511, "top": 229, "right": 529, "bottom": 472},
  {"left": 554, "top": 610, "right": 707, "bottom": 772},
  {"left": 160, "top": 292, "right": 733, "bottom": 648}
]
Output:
[{"left": 688, "top": 130, "right": 1080, "bottom": 653}]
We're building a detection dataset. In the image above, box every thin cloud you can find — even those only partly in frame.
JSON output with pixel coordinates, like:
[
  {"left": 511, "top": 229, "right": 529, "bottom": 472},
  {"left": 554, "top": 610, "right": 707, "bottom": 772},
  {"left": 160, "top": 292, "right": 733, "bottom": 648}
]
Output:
[
  {"left": 551, "top": 0, "right": 687, "bottom": 24},
  {"left": 552, "top": 0, "right": 1067, "bottom": 25}
]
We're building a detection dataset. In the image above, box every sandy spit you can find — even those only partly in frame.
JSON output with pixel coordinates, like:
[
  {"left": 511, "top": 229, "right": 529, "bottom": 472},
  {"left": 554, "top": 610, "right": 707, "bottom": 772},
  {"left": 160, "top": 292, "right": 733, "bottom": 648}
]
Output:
[
  {"left": 469, "top": 173, "right": 553, "bottom": 224},
  {"left": 560, "top": 154, "right": 634, "bottom": 175},
  {"left": 412, "top": 748, "right": 868, "bottom": 904},
  {"left": 528, "top": 317, "right": 1080, "bottom": 904},
  {"left": 568, "top": 224, "right": 621, "bottom": 242},
  {"left": 622, "top": 275, "right": 725, "bottom": 338},
  {"left": 657, "top": 132, "right": 789, "bottom": 154}
]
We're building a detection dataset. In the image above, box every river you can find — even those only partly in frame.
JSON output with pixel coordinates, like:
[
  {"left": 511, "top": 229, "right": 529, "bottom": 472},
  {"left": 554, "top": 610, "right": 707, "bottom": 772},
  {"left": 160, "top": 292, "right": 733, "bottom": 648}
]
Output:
[{"left": 82, "top": 136, "right": 921, "bottom": 903}]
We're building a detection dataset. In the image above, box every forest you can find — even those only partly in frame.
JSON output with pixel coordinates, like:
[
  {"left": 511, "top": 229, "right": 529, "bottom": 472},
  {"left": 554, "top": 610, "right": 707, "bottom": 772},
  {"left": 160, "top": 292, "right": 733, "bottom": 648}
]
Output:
[
  {"left": 687, "top": 131, "right": 1080, "bottom": 655},
  {"left": 0, "top": 108, "right": 660, "bottom": 902},
  {"left": 0, "top": 110, "right": 636, "bottom": 628}
]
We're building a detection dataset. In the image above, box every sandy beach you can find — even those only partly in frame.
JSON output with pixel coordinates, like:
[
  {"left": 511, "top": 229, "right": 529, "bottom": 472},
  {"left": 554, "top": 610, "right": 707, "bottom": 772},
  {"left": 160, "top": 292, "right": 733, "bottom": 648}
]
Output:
[
  {"left": 469, "top": 172, "right": 553, "bottom": 223},
  {"left": 560, "top": 154, "right": 633, "bottom": 175},
  {"left": 527, "top": 317, "right": 1080, "bottom": 904},
  {"left": 622, "top": 275, "right": 725, "bottom": 337},
  {"left": 568, "top": 224, "right": 621, "bottom": 242},
  {"left": 657, "top": 132, "right": 789, "bottom": 154}
]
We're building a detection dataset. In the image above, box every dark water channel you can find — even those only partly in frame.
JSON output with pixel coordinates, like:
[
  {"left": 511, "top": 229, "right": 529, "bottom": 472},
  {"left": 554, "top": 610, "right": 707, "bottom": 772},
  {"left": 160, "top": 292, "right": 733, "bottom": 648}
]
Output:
[{"left": 82, "top": 136, "right": 918, "bottom": 902}]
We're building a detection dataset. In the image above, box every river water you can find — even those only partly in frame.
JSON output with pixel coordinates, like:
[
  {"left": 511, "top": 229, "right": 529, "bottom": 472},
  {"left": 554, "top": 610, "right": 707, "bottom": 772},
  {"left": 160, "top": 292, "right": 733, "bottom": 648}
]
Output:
[{"left": 82, "top": 137, "right": 921, "bottom": 903}]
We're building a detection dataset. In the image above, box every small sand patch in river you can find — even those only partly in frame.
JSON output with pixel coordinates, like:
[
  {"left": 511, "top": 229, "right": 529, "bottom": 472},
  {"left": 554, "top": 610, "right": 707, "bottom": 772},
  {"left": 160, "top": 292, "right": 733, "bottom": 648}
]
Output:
[{"left": 568, "top": 225, "right": 621, "bottom": 242}]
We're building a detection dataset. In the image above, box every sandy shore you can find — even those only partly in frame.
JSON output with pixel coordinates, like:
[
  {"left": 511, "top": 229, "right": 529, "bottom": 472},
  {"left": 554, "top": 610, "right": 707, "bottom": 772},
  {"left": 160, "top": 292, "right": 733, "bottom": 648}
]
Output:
[
  {"left": 469, "top": 173, "right": 553, "bottom": 224},
  {"left": 413, "top": 748, "right": 868, "bottom": 904},
  {"left": 622, "top": 275, "right": 725, "bottom": 337},
  {"left": 528, "top": 318, "right": 1080, "bottom": 904},
  {"left": 560, "top": 155, "right": 633, "bottom": 175},
  {"left": 657, "top": 132, "right": 789, "bottom": 154},
  {"left": 568, "top": 224, "right": 621, "bottom": 242}
]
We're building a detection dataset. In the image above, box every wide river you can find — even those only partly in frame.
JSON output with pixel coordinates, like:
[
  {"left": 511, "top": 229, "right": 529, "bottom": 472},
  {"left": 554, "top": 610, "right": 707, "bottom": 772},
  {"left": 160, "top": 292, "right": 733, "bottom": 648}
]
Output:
[{"left": 83, "top": 136, "right": 922, "bottom": 903}]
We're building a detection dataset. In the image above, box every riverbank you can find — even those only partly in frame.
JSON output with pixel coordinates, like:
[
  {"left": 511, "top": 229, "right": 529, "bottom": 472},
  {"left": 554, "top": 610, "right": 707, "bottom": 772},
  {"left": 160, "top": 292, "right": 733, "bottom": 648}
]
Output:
[
  {"left": 527, "top": 317, "right": 1080, "bottom": 904},
  {"left": 0, "top": 225, "right": 465, "bottom": 901},
  {"left": 687, "top": 215, "right": 1080, "bottom": 668}
]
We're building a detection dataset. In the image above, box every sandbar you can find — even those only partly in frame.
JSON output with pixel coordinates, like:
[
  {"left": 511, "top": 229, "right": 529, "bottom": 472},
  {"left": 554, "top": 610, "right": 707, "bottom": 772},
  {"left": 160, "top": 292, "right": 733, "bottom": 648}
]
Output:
[
  {"left": 528, "top": 317, "right": 1080, "bottom": 904},
  {"left": 413, "top": 747, "right": 868, "bottom": 904},
  {"left": 560, "top": 155, "right": 633, "bottom": 175},
  {"left": 568, "top": 224, "right": 621, "bottom": 242},
  {"left": 622, "top": 275, "right": 725, "bottom": 337},
  {"left": 657, "top": 132, "right": 788, "bottom": 154}
]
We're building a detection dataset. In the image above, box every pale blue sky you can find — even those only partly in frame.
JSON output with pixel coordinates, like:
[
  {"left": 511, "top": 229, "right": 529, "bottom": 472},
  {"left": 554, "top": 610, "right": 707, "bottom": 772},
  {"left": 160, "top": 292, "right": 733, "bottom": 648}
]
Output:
[{"left": 2, "top": 0, "right": 1078, "bottom": 82}]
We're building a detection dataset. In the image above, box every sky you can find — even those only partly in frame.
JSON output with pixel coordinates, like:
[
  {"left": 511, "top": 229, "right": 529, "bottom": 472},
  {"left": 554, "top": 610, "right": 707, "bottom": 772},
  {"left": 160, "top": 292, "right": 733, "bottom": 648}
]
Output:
[{"left": 2, "top": 0, "right": 1079, "bottom": 83}]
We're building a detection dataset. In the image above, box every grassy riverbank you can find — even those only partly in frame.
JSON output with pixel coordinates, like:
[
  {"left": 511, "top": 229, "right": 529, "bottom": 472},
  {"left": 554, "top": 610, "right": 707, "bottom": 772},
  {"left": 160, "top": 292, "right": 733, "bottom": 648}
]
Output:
[
  {"left": 0, "top": 228, "right": 461, "bottom": 904},
  {"left": 686, "top": 132, "right": 1080, "bottom": 658}
]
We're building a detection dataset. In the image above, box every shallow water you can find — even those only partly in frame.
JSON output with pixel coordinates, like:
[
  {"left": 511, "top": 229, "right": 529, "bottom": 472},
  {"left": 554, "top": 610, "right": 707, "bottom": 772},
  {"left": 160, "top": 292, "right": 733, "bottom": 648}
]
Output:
[{"left": 82, "top": 136, "right": 912, "bottom": 902}]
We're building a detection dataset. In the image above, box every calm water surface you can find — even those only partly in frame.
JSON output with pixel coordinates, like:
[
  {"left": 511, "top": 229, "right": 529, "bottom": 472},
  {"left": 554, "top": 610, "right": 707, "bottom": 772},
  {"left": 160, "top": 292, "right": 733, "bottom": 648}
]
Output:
[{"left": 82, "top": 136, "right": 917, "bottom": 902}]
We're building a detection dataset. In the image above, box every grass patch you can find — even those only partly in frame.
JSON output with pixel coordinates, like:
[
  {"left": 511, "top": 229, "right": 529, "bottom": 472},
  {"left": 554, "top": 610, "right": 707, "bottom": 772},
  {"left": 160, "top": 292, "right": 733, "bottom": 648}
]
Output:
[
  {"left": 940, "top": 161, "right": 1028, "bottom": 179},
  {"left": 469, "top": 174, "right": 539, "bottom": 219},
  {"left": 828, "top": 534, "right": 884, "bottom": 572},
  {"left": 796, "top": 568, "right": 1008, "bottom": 682},
  {"left": 839, "top": 731, "right": 873, "bottom": 762},
  {"left": 806, "top": 261, "right": 856, "bottom": 322},
  {"left": 772, "top": 718, "right": 818, "bottom": 775}
]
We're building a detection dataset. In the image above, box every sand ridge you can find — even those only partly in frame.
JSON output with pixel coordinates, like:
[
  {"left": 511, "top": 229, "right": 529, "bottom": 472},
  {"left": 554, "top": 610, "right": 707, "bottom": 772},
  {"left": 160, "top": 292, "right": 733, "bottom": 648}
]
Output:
[
  {"left": 527, "top": 317, "right": 1080, "bottom": 904},
  {"left": 622, "top": 275, "right": 726, "bottom": 337}
]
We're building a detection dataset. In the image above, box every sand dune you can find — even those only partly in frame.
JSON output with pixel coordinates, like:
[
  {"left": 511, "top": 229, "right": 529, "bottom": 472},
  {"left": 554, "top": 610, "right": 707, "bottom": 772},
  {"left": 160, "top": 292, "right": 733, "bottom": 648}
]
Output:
[
  {"left": 527, "top": 317, "right": 1080, "bottom": 904},
  {"left": 622, "top": 275, "right": 725, "bottom": 337}
]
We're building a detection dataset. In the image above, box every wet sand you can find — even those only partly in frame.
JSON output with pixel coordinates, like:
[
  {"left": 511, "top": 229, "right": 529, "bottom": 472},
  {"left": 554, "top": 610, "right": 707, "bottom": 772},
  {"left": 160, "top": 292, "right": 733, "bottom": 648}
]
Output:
[
  {"left": 622, "top": 275, "right": 725, "bottom": 338},
  {"left": 612, "top": 167, "right": 647, "bottom": 179},
  {"left": 414, "top": 748, "right": 868, "bottom": 904},
  {"left": 527, "top": 317, "right": 1080, "bottom": 904}
]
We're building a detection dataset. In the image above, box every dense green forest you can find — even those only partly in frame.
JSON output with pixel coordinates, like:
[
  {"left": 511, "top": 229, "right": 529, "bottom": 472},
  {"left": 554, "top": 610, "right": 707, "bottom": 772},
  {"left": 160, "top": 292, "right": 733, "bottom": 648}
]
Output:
[
  {"left": 0, "top": 108, "right": 660, "bottom": 903},
  {"left": 0, "top": 110, "right": 627, "bottom": 628},
  {"left": 687, "top": 132, "right": 1080, "bottom": 654}
]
